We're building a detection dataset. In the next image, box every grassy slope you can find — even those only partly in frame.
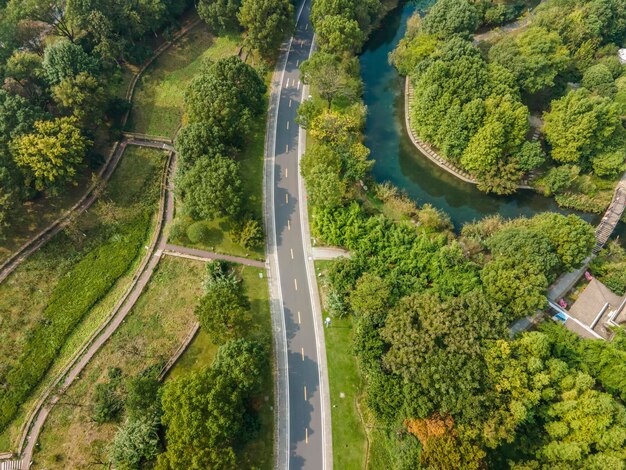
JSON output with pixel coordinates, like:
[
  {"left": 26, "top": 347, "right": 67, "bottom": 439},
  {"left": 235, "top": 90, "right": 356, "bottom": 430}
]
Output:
[
  {"left": 165, "top": 265, "right": 274, "bottom": 469},
  {"left": 0, "top": 146, "right": 165, "bottom": 449},
  {"left": 32, "top": 257, "right": 205, "bottom": 469},
  {"left": 315, "top": 261, "right": 368, "bottom": 470},
  {"left": 126, "top": 24, "right": 240, "bottom": 138}
]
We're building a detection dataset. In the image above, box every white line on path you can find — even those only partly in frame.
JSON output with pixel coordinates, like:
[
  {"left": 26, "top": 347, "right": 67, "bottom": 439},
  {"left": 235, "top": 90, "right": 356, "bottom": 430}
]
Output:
[
  {"left": 285, "top": 193, "right": 289, "bottom": 204},
  {"left": 287, "top": 121, "right": 290, "bottom": 130},
  {"left": 294, "top": 278, "right": 298, "bottom": 291},
  {"left": 290, "top": 248, "right": 294, "bottom": 259},
  {"left": 298, "top": 311, "right": 301, "bottom": 324},
  {"left": 301, "top": 347, "right": 305, "bottom": 360},
  {"left": 304, "top": 386, "right": 307, "bottom": 400}
]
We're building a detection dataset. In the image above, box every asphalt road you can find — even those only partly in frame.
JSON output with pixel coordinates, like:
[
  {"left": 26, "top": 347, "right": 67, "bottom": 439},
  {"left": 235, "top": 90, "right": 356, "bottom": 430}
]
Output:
[{"left": 271, "top": 1, "right": 327, "bottom": 468}]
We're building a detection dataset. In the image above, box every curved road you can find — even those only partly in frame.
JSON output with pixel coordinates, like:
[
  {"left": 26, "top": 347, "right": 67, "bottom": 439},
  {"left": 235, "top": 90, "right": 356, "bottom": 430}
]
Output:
[{"left": 266, "top": 1, "right": 333, "bottom": 469}]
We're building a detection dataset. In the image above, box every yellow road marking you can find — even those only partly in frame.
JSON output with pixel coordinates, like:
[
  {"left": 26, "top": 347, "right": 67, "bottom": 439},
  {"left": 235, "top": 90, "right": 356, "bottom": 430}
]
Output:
[
  {"left": 305, "top": 428, "right": 308, "bottom": 444},
  {"left": 301, "top": 347, "right": 304, "bottom": 360},
  {"left": 298, "top": 311, "right": 301, "bottom": 323}
]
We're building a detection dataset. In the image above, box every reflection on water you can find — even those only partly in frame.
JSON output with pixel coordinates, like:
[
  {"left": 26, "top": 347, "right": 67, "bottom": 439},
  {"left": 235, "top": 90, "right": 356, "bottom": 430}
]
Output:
[{"left": 360, "top": 2, "right": 619, "bottom": 234}]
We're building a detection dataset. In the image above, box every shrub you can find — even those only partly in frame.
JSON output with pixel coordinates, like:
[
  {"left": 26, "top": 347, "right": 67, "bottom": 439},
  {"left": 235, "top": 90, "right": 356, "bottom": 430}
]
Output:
[
  {"left": 186, "top": 221, "right": 211, "bottom": 244},
  {"left": 233, "top": 217, "right": 264, "bottom": 249}
]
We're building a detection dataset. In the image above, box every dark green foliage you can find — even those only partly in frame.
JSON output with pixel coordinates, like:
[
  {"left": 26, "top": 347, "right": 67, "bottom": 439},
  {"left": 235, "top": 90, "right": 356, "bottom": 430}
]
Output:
[
  {"left": 232, "top": 216, "right": 264, "bottom": 249},
  {"left": 178, "top": 156, "right": 242, "bottom": 221},
  {"left": 591, "top": 241, "right": 626, "bottom": 296},
  {"left": 42, "top": 39, "right": 100, "bottom": 85},
  {"left": 238, "top": 0, "right": 294, "bottom": 58},
  {"left": 194, "top": 274, "right": 250, "bottom": 344},
  {"left": 184, "top": 56, "right": 266, "bottom": 144},
  {"left": 93, "top": 368, "right": 124, "bottom": 423},
  {"left": 125, "top": 368, "right": 161, "bottom": 419},
  {"left": 175, "top": 123, "right": 231, "bottom": 174},
  {"left": 198, "top": 0, "right": 242, "bottom": 34},
  {"left": 382, "top": 291, "right": 507, "bottom": 421},
  {"left": 158, "top": 339, "right": 266, "bottom": 469},
  {"left": 422, "top": 0, "right": 479, "bottom": 38}
]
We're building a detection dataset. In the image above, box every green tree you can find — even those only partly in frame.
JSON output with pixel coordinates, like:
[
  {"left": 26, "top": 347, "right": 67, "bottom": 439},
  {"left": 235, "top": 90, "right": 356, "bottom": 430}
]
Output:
[
  {"left": 422, "top": 0, "right": 480, "bottom": 38},
  {"left": 184, "top": 56, "right": 265, "bottom": 143},
  {"left": 4, "top": 51, "right": 45, "bottom": 99},
  {"left": 109, "top": 415, "right": 161, "bottom": 469},
  {"left": 314, "top": 15, "right": 364, "bottom": 55},
  {"left": 52, "top": 72, "right": 107, "bottom": 127},
  {"left": 349, "top": 273, "right": 391, "bottom": 321},
  {"left": 481, "top": 258, "right": 548, "bottom": 319},
  {"left": 583, "top": 63, "right": 618, "bottom": 98},
  {"left": 194, "top": 283, "right": 250, "bottom": 344},
  {"left": 11, "top": 117, "right": 91, "bottom": 193},
  {"left": 213, "top": 339, "right": 267, "bottom": 394},
  {"left": 42, "top": 39, "right": 100, "bottom": 85},
  {"left": 382, "top": 291, "right": 506, "bottom": 420},
  {"left": 175, "top": 123, "right": 230, "bottom": 174},
  {"left": 178, "top": 156, "right": 242, "bottom": 220},
  {"left": 158, "top": 368, "right": 241, "bottom": 469},
  {"left": 198, "top": 0, "right": 241, "bottom": 33},
  {"left": 516, "top": 141, "right": 546, "bottom": 171},
  {"left": 489, "top": 27, "right": 570, "bottom": 94},
  {"left": 238, "top": 0, "right": 294, "bottom": 58},
  {"left": 300, "top": 52, "right": 360, "bottom": 109},
  {"left": 543, "top": 88, "right": 625, "bottom": 169},
  {"left": 232, "top": 217, "right": 264, "bottom": 249}
]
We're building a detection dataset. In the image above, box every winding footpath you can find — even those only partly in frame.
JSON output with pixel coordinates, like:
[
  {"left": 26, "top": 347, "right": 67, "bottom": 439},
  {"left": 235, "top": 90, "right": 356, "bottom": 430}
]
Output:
[{"left": 264, "top": 1, "right": 332, "bottom": 468}]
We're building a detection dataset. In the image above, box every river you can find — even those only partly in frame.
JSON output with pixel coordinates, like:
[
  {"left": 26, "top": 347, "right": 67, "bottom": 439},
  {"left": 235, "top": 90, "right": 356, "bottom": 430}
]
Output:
[{"left": 360, "top": 1, "right": 625, "bottom": 242}]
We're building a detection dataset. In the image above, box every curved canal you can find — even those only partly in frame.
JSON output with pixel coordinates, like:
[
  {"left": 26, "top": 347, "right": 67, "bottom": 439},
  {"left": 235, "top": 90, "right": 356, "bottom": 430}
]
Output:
[{"left": 361, "top": 2, "right": 625, "bottom": 241}]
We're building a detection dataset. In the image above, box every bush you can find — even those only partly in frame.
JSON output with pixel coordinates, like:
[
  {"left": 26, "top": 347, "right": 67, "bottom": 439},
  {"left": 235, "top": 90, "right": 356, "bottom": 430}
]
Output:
[
  {"left": 186, "top": 221, "right": 211, "bottom": 244},
  {"left": 233, "top": 217, "right": 264, "bottom": 249}
]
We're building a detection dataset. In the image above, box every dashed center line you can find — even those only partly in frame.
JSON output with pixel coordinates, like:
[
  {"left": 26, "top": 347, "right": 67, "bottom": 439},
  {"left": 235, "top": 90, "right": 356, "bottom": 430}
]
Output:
[
  {"left": 285, "top": 144, "right": 289, "bottom": 153},
  {"left": 287, "top": 121, "right": 290, "bottom": 130},
  {"left": 290, "top": 248, "right": 294, "bottom": 259},
  {"left": 294, "top": 278, "right": 298, "bottom": 290},
  {"left": 297, "top": 311, "right": 301, "bottom": 324},
  {"left": 305, "top": 427, "right": 309, "bottom": 444},
  {"left": 301, "top": 347, "right": 304, "bottom": 361},
  {"left": 285, "top": 193, "right": 289, "bottom": 204},
  {"left": 285, "top": 168, "right": 288, "bottom": 178},
  {"left": 288, "top": 219, "right": 291, "bottom": 230},
  {"left": 304, "top": 386, "right": 307, "bottom": 401},
  {"left": 289, "top": 99, "right": 292, "bottom": 108}
]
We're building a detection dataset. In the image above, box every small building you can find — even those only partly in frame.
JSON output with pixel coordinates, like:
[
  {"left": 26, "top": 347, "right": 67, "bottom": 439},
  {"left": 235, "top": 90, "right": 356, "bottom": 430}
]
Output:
[
  {"left": 553, "top": 279, "right": 626, "bottom": 340},
  {"left": 619, "top": 49, "right": 626, "bottom": 65}
]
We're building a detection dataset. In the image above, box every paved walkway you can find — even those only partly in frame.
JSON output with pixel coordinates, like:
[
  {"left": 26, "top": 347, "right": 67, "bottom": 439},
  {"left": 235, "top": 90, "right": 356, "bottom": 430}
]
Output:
[
  {"left": 311, "top": 247, "right": 350, "bottom": 260},
  {"left": 163, "top": 244, "right": 266, "bottom": 269}
]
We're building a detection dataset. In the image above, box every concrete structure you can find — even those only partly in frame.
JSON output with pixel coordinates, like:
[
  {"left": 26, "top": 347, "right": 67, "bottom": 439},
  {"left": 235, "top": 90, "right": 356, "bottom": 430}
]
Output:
[
  {"left": 619, "top": 48, "right": 626, "bottom": 65},
  {"left": 553, "top": 279, "right": 626, "bottom": 340}
]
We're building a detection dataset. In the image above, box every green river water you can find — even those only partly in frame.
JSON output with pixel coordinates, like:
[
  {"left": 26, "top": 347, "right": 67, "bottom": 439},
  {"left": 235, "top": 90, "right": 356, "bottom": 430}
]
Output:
[{"left": 361, "top": 2, "right": 625, "bottom": 241}]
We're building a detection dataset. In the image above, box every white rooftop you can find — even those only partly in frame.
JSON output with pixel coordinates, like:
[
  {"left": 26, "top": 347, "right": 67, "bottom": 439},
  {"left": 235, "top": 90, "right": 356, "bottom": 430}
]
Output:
[{"left": 619, "top": 49, "right": 626, "bottom": 65}]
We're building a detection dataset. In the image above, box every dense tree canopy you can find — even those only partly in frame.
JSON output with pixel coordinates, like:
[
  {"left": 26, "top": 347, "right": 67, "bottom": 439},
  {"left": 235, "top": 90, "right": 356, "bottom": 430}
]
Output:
[
  {"left": 11, "top": 117, "right": 90, "bottom": 193},
  {"left": 198, "top": 0, "right": 241, "bottom": 34},
  {"left": 178, "top": 156, "right": 242, "bottom": 220},
  {"left": 238, "top": 0, "right": 293, "bottom": 58},
  {"left": 184, "top": 56, "right": 266, "bottom": 144}
]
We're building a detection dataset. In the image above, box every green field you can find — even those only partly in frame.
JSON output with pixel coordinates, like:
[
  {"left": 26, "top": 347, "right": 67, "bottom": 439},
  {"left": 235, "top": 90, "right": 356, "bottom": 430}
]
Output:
[
  {"left": 0, "top": 146, "right": 165, "bottom": 449},
  {"left": 166, "top": 265, "right": 274, "bottom": 469},
  {"left": 126, "top": 24, "right": 241, "bottom": 138},
  {"left": 32, "top": 257, "right": 206, "bottom": 468}
]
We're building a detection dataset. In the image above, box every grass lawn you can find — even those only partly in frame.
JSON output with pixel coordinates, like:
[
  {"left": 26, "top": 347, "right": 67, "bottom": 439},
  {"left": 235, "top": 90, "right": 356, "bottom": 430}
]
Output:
[
  {"left": 315, "top": 261, "right": 368, "bottom": 470},
  {"left": 0, "top": 146, "right": 166, "bottom": 449},
  {"left": 126, "top": 23, "right": 241, "bottom": 138},
  {"left": 165, "top": 264, "right": 274, "bottom": 469},
  {"left": 32, "top": 257, "right": 206, "bottom": 468}
]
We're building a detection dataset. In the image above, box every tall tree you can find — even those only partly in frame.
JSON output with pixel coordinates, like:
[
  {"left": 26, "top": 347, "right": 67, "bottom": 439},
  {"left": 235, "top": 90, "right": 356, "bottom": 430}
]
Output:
[
  {"left": 11, "top": 116, "right": 90, "bottom": 193},
  {"left": 198, "top": 0, "right": 241, "bottom": 34},
  {"left": 178, "top": 156, "right": 242, "bottom": 220},
  {"left": 238, "top": 0, "right": 293, "bottom": 58},
  {"left": 300, "top": 52, "right": 360, "bottom": 109}
]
